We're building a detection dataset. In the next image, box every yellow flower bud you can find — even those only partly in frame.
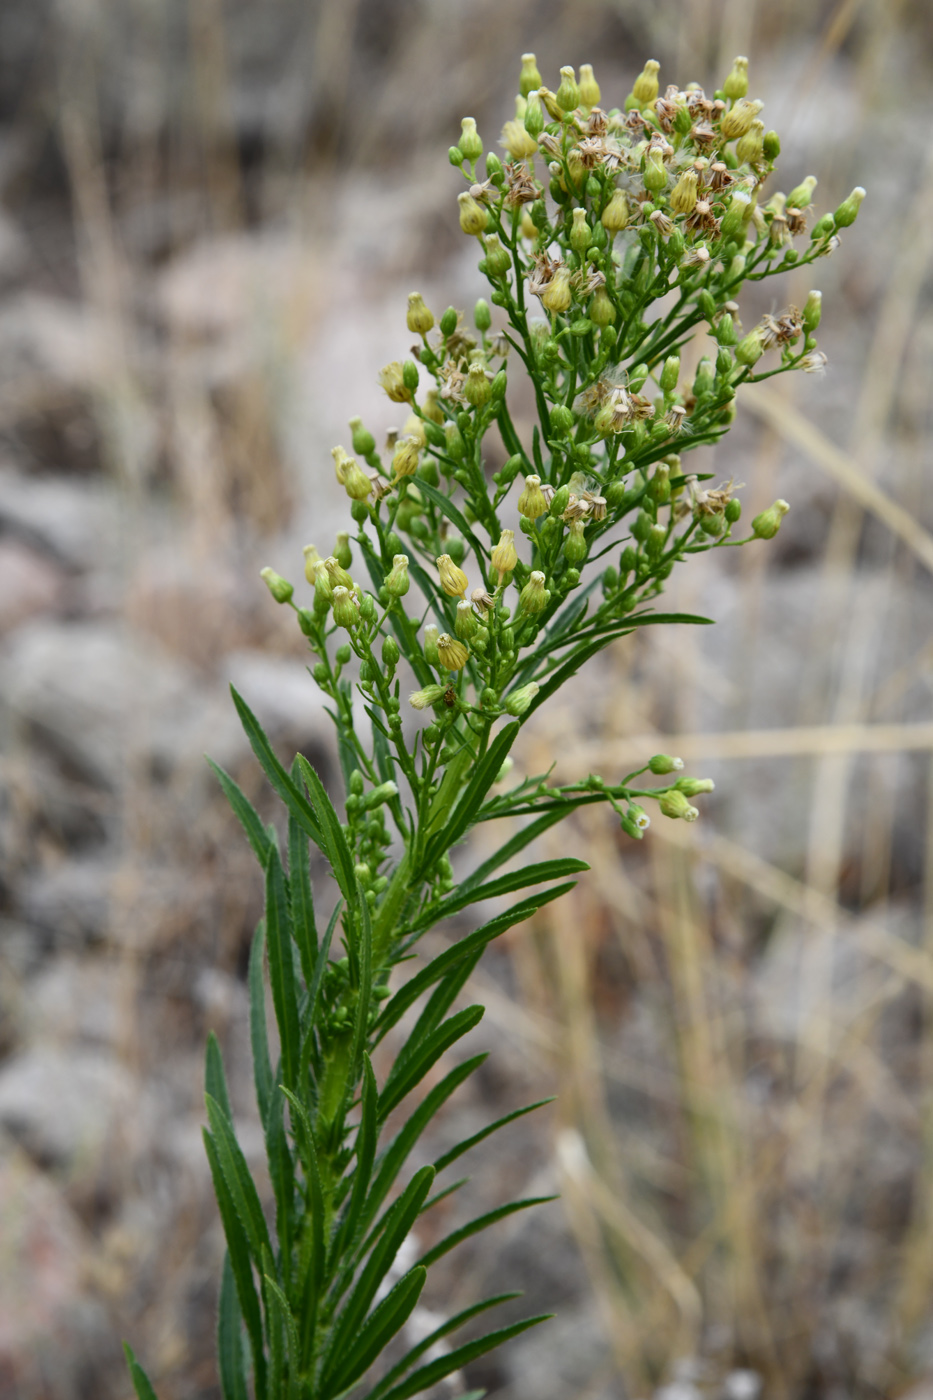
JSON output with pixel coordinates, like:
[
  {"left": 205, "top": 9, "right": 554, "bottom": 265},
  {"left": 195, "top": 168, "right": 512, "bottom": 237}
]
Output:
[
  {"left": 343, "top": 461, "right": 373, "bottom": 501},
  {"left": 555, "top": 66, "right": 580, "bottom": 112},
  {"left": 378, "top": 361, "right": 411, "bottom": 403},
  {"left": 459, "top": 117, "right": 483, "bottom": 163},
  {"left": 541, "top": 266, "right": 572, "bottom": 315},
  {"left": 578, "top": 63, "right": 600, "bottom": 110},
  {"left": 409, "top": 684, "right": 447, "bottom": 710},
  {"left": 392, "top": 436, "right": 420, "bottom": 480},
  {"left": 436, "top": 553, "right": 469, "bottom": 599},
  {"left": 632, "top": 59, "right": 660, "bottom": 106},
  {"left": 332, "top": 445, "right": 354, "bottom": 485},
  {"left": 332, "top": 586, "right": 359, "bottom": 630},
  {"left": 463, "top": 360, "right": 492, "bottom": 407},
  {"left": 501, "top": 119, "right": 538, "bottom": 161},
  {"left": 385, "top": 554, "right": 410, "bottom": 597},
  {"left": 437, "top": 633, "right": 469, "bottom": 671},
  {"left": 325, "top": 556, "right": 353, "bottom": 591},
  {"left": 658, "top": 789, "right": 699, "bottom": 821},
  {"left": 406, "top": 291, "right": 435, "bottom": 336},
  {"left": 302, "top": 544, "right": 322, "bottom": 584},
  {"left": 719, "top": 98, "right": 763, "bottom": 140},
  {"left": 601, "top": 189, "right": 630, "bottom": 232},
  {"left": 722, "top": 55, "right": 749, "bottom": 101},
  {"left": 260, "top": 567, "right": 293, "bottom": 604},
  {"left": 751, "top": 499, "right": 790, "bottom": 539},
  {"left": 669, "top": 169, "right": 698, "bottom": 215},
  {"left": 735, "top": 118, "right": 764, "bottom": 166},
  {"left": 519, "top": 53, "right": 542, "bottom": 99},
  {"left": 491, "top": 528, "right": 518, "bottom": 581},
  {"left": 517, "top": 474, "right": 548, "bottom": 521},
  {"left": 458, "top": 192, "right": 488, "bottom": 236}
]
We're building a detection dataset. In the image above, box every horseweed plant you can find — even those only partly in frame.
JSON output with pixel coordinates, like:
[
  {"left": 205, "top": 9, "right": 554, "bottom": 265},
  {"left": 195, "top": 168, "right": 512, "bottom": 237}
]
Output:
[{"left": 124, "top": 51, "right": 863, "bottom": 1400}]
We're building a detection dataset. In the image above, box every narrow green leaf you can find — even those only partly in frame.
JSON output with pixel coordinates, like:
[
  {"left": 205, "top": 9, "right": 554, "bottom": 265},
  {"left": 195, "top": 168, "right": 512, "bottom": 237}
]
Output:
[
  {"left": 265, "top": 1070, "right": 295, "bottom": 1278},
  {"left": 332, "top": 1054, "right": 379, "bottom": 1263},
  {"left": 205, "top": 1031, "right": 233, "bottom": 1124},
  {"left": 280, "top": 1087, "right": 326, "bottom": 1367},
  {"left": 265, "top": 844, "right": 301, "bottom": 1093},
  {"left": 207, "top": 757, "right": 274, "bottom": 867},
  {"left": 361, "top": 1054, "right": 486, "bottom": 1244},
  {"left": 123, "top": 1343, "right": 159, "bottom": 1400},
  {"left": 364, "top": 1314, "right": 552, "bottom": 1400},
  {"left": 203, "top": 1130, "right": 267, "bottom": 1398},
  {"left": 417, "top": 723, "right": 521, "bottom": 877},
  {"left": 322, "top": 1266, "right": 427, "bottom": 1398},
  {"left": 364, "top": 1293, "right": 521, "bottom": 1400},
  {"left": 378, "top": 1005, "right": 485, "bottom": 1122},
  {"left": 299, "top": 903, "right": 338, "bottom": 1085},
  {"left": 217, "top": 1253, "right": 249, "bottom": 1400},
  {"left": 418, "top": 1196, "right": 557, "bottom": 1270},
  {"left": 422, "top": 1177, "right": 468, "bottom": 1213},
  {"left": 379, "top": 885, "right": 576, "bottom": 1039},
  {"left": 205, "top": 1094, "right": 274, "bottom": 1266},
  {"left": 230, "top": 685, "right": 322, "bottom": 844},
  {"left": 348, "top": 894, "right": 373, "bottom": 1090},
  {"left": 412, "top": 858, "right": 589, "bottom": 932},
  {"left": 287, "top": 767, "right": 318, "bottom": 986},
  {"left": 294, "top": 753, "right": 358, "bottom": 904},
  {"left": 321, "top": 1165, "right": 435, "bottom": 1384},
  {"left": 434, "top": 1098, "right": 555, "bottom": 1173},
  {"left": 248, "top": 921, "right": 273, "bottom": 1127},
  {"left": 263, "top": 1269, "right": 301, "bottom": 1400},
  {"left": 459, "top": 810, "right": 574, "bottom": 891}
]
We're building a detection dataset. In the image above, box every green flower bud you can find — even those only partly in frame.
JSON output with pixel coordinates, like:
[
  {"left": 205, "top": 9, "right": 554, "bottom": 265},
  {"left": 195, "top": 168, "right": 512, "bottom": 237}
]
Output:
[
  {"left": 631, "top": 59, "right": 660, "bottom": 106},
  {"left": 715, "top": 313, "right": 738, "bottom": 347},
  {"left": 458, "top": 192, "right": 488, "bottom": 236},
  {"left": 505, "top": 682, "right": 540, "bottom": 716},
  {"left": 490, "top": 369, "right": 507, "bottom": 400},
  {"left": 834, "top": 186, "right": 866, "bottom": 228},
  {"left": 463, "top": 360, "right": 492, "bottom": 408},
  {"left": 349, "top": 416, "right": 376, "bottom": 457},
  {"left": 735, "top": 329, "right": 764, "bottom": 367},
  {"left": 751, "top": 498, "right": 789, "bottom": 539},
  {"left": 555, "top": 65, "right": 580, "bottom": 112},
  {"left": 406, "top": 292, "right": 435, "bottom": 336},
  {"left": 474, "top": 297, "right": 492, "bottom": 331},
  {"left": 658, "top": 789, "right": 698, "bottom": 821},
  {"left": 385, "top": 554, "right": 410, "bottom": 598},
  {"left": 519, "top": 53, "right": 542, "bottom": 99},
  {"left": 563, "top": 519, "right": 588, "bottom": 563},
  {"left": 312, "top": 661, "right": 328, "bottom": 684},
  {"left": 459, "top": 116, "right": 483, "bottom": 163},
  {"left": 260, "top": 567, "right": 293, "bottom": 604},
  {"left": 382, "top": 636, "right": 400, "bottom": 669},
  {"left": 409, "top": 684, "right": 447, "bottom": 710},
  {"left": 332, "top": 586, "right": 359, "bottom": 629},
  {"left": 648, "top": 464, "right": 671, "bottom": 504},
  {"left": 445, "top": 421, "right": 465, "bottom": 460},
  {"left": 628, "top": 362, "right": 650, "bottom": 392},
  {"left": 449, "top": 145, "right": 465, "bottom": 168},
  {"left": 725, "top": 498, "right": 742, "bottom": 524},
  {"left": 735, "top": 119, "right": 764, "bottom": 166},
  {"left": 455, "top": 599, "right": 478, "bottom": 640},
  {"left": 524, "top": 89, "right": 545, "bottom": 139},
  {"left": 722, "top": 55, "right": 749, "bottom": 101},
  {"left": 361, "top": 780, "right": 399, "bottom": 810},
  {"left": 296, "top": 607, "right": 315, "bottom": 637},
  {"left": 358, "top": 659, "right": 375, "bottom": 685},
  {"left": 643, "top": 148, "right": 667, "bottom": 194},
  {"left": 719, "top": 98, "right": 762, "bottom": 140},
  {"left": 486, "top": 151, "right": 503, "bottom": 181},
  {"left": 423, "top": 624, "right": 440, "bottom": 667},
  {"left": 803, "top": 290, "right": 822, "bottom": 334},
  {"left": 440, "top": 306, "right": 459, "bottom": 337},
  {"left": 762, "top": 129, "right": 781, "bottom": 161},
  {"left": 517, "top": 570, "right": 550, "bottom": 616},
  {"left": 570, "top": 208, "right": 591, "bottom": 253},
  {"left": 402, "top": 360, "right": 420, "bottom": 394},
  {"left": 669, "top": 170, "right": 698, "bottom": 216},
  {"left": 700, "top": 511, "right": 725, "bottom": 537},
  {"left": 483, "top": 235, "right": 511, "bottom": 279},
  {"left": 660, "top": 355, "right": 680, "bottom": 394},
  {"left": 589, "top": 286, "right": 616, "bottom": 327},
  {"left": 649, "top": 753, "right": 684, "bottom": 775},
  {"left": 550, "top": 406, "right": 575, "bottom": 438},
  {"left": 646, "top": 522, "right": 667, "bottom": 558},
  {"left": 675, "top": 776, "right": 715, "bottom": 796},
  {"left": 334, "top": 531, "right": 353, "bottom": 570},
  {"left": 601, "top": 189, "right": 630, "bottom": 233},
  {"left": 335, "top": 643, "right": 352, "bottom": 665},
  {"left": 517, "top": 474, "right": 548, "bottom": 521},
  {"left": 787, "top": 175, "right": 817, "bottom": 210},
  {"left": 721, "top": 192, "right": 752, "bottom": 241}
]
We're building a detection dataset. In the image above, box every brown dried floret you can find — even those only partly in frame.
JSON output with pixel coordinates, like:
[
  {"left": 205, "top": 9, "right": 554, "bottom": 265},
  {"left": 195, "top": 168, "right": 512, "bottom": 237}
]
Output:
[
  {"left": 504, "top": 162, "right": 540, "bottom": 207},
  {"left": 759, "top": 307, "right": 803, "bottom": 349}
]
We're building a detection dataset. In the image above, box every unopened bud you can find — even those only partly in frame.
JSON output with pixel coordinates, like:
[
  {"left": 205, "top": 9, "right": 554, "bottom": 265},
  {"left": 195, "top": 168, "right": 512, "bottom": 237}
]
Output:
[
  {"left": 563, "top": 519, "right": 588, "bottom": 564},
  {"left": 437, "top": 553, "right": 469, "bottom": 599},
  {"left": 541, "top": 266, "right": 572, "bottom": 315},
  {"left": 669, "top": 170, "right": 698, "bottom": 216},
  {"left": 455, "top": 598, "right": 478, "bottom": 640},
  {"left": 440, "top": 306, "right": 458, "bottom": 338},
  {"left": 459, "top": 117, "right": 483, "bottom": 163},
  {"left": 649, "top": 754, "right": 684, "bottom": 775},
  {"left": 517, "top": 475, "right": 548, "bottom": 521},
  {"left": 601, "top": 189, "right": 630, "bottom": 232},
  {"left": 406, "top": 292, "right": 434, "bottom": 336},
  {"left": 423, "top": 623, "right": 440, "bottom": 666},
  {"left": 505, "top": 682, "right": 540, "bottom": 716},
  {"left": 632, "top": 59, "right": 660, "bottom": 106},
  {"left": 660, "top": 354, "right": 680, "bottom": 394},
  {"left": 483, "top": 235, "right": 512, "bottom": 279},
  {"left": 260, "top": 567, "right": 293, "bottom": 604},
  {"left": 334, "top": 531, "right": 353, "bottom": 570},
  {"left": 491, "top": 528, "right": 518, "bottom": 580},
  {"left": 385, "top": 554, "right": 410, "bottom": 597},
  {"left": 787, "top": 175, "right": 817, "bottom": 210},
  {"left": 722, "top": 55, "right": 749, "bottom": 101},
  {"left": 332, "top": 586, "right": 359, "bottom": 629},
  {"left": 751, "top": 498, "right": 789, "bottom": 539},
  {"left": 382, "top": 635, "right": 400, "bottom": 669},
  {"left": 762, "top": 129, "right": 781, "bottom": 161},
  {"left": 833, "top": 186, "right": 865, "bottom": 228},
  {"left": 675, "top": 776, "right": 715, "bottom": 796},
  {"left": 378, "top": 362, "right": 411, "bottom": 403},
  {"left": 719, "top": 98, "right": 762, "bottom": 140},
  {"left": 803, "top": 290, "right": 822, "bottom": 334},
  {"left": 392, "top": 436, "right": 420, "bottom": 480},
  {"left": 721, "top": 191, "right": 752, "bottom": 241},
  {"left": 458, "top": 192, "right": 488, "bottom": 236},
  {"left": 474, "top": 297, "right": 492, "bottom": 332},
  {"left": 349, "top": 416, "right": 375, "bottom": 457},
  {"left": 519, "top": 53, "right": 542, "bottom": 99},
  {"left": 643, "top": 148, "right": 667, "bottom": 194},
  {"left": 325, "top": 556, "right": 353, "bottom": 591},
  {"left": 463, "top": 360, "right": 492, "bottom": 407},
  {"left": 303, "top": 544, "right": 322, "bottom": 584},
  {"left": 735, "top": 119, "right": 764, "bottom": 166},
  {"left": 658, "top": 790, "right": 699, "bottom": 821},
  {"left": 555, "top": 65, "right": 580, "bottom": 112},
  {"left": 517, "top": 570, "right": 550, "bottom": 616},
  {"left": 735, "top": 329, "right": 764, "bottom": 367},
  {"left": 501, "top": 118, "right": 538, "bottom": 161},
  {"left": 579, "top": 63, "right": 600, "bottom": 110},
  {"left": 343, "top": 460, "right": 373, "bottom": 501},
  {"left": 409, "top": 684, "right": 447, "bottom": 710},
  {"left": 437, "top": 633, "right": 469, "bottom": 670},
  {"left": 589, "top": 286, "right": 616, "bottom": 327},
  {"left": 570, "top": 208, "right": 591, "bottom": 253}
]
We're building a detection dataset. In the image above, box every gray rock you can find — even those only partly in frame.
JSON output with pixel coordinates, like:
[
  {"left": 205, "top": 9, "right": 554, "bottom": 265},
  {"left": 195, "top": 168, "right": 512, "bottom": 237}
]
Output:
[
  {"left": 0, "top": 537, "right": 64, "bottom": 631},
  {"left": 0, "top": 1045, "right": 145, "bottom": 1169},
  {"left": 0, "top": 467, "right": 120, "bottom": 572}
]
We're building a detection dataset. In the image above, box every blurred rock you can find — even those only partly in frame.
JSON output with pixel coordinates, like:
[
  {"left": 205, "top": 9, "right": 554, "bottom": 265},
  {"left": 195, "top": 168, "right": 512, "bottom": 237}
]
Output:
[
  {"left": 0, "top": 536, "right": 64, "bottom": 631},
  {"left": 17, "top": 857, "right": 119, "bottom": 948},
  {"left": 27, "top": 955, "right": 127, "bottom": 1050},
  {"left": 0, "top": 466, "right": 120, "bottom": 572}
]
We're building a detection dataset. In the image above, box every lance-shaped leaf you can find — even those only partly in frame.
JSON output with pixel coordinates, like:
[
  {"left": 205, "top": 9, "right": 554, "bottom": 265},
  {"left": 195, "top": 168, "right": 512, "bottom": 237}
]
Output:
[
  {"left": 263, "top": 1266, "right": 302, "bottom": 1400},
  {"left": 230, "top": 686, "right": 322, "bottom": 844},
  {"left": 416, "top": 723, "right": 521, "bottom": 879},
  {"left": 362, "top": 1313, "right": 552, "bottom": 1400},
  {"left": 207, "top": 758, "right": 274, "bottom": 867},
  {"left": 205, "top": 1031, "right": 234, "bottom": 1124},
  {"left": 330, "top": 1054, "right": 379, "bottom": 1265},
  {"left": 265, "top": 844, "right": 301, "bottom": 1093},
  {"left": 294, "top": 754, "right": 358, "bottom": 904},
  {"left": 217, "top": 1253, "right": 249, "bottom": 1400},
  {"left": 433, "top": 1096, "right": 555, "bottom": 1173},
  {"left": 417, "top": 1195, "right": 557, "bottom": 1270},
  {"left": 410, "top": 479, "right": 489, "bottom": 565},
  {"left": 205, "top": 1094, "right": 274, "bottom": 1267},
  {"left": 321, "top": 1265, "right": 427, "bottom": 1399},
  {"left": 364, "top": 1292, "right": 521, "bottom": 1400},
  {"left": 248, "top": 922, "right": 273, "bottom": 1128},
  {"left": 123, "top": 1344, "right": 159, "bottom": 1400},
  {"left": 287, "top": 771, "right": 318, "bottom": 986},
  {"left": 457, "top": 810, "right": 576, "bottom": 891},
  {"left": 203, "top": 1130, "right": 267, "bottom": 1397},
  {"left": 320, "top": 1165, "right": 435, "bottom": 1385},
  {"left": 409, "top": 857, "right": 589, "bottom": 933},
  {"left": 378, "top": 1005, "right": 484, "bottom": 1122}
]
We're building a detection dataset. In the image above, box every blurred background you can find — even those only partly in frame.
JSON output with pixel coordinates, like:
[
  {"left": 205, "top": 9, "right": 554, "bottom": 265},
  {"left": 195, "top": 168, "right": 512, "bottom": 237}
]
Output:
[{"left": 1, "top": 0, "right": 932, "bottom": 1397}]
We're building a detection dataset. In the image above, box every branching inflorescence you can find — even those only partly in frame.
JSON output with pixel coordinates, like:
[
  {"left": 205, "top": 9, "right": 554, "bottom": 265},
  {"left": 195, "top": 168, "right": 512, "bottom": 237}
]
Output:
[{"left": 125, "top": 52, "right": 864, "bottom": 1400}]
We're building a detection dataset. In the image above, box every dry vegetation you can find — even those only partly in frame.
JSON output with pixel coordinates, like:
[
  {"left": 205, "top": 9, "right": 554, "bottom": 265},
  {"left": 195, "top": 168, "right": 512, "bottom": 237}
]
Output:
[{"left": 0, "top": 1, "right": 932, "bottom": 1398}]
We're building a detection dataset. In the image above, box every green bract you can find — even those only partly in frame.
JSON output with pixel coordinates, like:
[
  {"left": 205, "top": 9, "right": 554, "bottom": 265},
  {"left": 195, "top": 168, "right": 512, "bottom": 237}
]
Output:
[{"left": 126, "top": 51, "right": 861, "bottom": 1400}]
